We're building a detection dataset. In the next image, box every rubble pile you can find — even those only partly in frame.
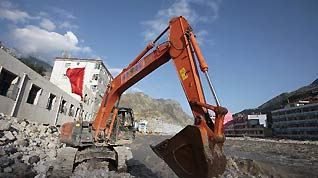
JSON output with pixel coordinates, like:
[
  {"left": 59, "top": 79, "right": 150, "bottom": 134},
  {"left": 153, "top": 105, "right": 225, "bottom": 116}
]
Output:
[
  {"left": 0, "top": 114, "right": 134, "bottom": 178},
  {"left": 0, "top": 113, "right": 60, "bottom": 178}
]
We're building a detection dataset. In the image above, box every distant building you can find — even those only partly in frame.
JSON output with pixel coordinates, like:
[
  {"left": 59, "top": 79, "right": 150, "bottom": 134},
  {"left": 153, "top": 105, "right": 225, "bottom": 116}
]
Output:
[
  {"left": 138, "top": 120, "right": 148, "bottom": 133},
  {"left": 271, "top": 102, "right": 318, "bottom": 140},
  {"left": 0, "top": 48, "right": 90, "bottom": 125},
  {"left": 225, "top": 114, "right": 271, "bottom": 137},
  {"left": 50, "top": 57, "right": 113, "bottom": 120},
  {"left": 248, "top": 114, "right": 267, "bottom": 127}
]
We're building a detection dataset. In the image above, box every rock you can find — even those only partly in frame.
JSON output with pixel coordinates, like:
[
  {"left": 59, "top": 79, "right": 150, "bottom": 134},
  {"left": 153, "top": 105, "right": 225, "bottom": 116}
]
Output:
[
  {"left": 0, "top": 140, "right": 5, "bottom": 146},
  {"left": 10, "top": 162, "right": 37, "bottom": 178},
  {"left": 11, "top": 152, "right": 23, "bottom": 162},
  {"left": 0, "top": 112, "right": 5, "bottom": 118},
  {"left": 4, "top": 131, "right": 15, "bottom": 141},
  {"left": 49, "top": 126, "right": 58, "bottom": 133},
  {"left": 0, "top": 137, "right": 7, "bottom": 142},
  {"left": 114, "top": 146, "right": 133, "bottom": 172},
  {"left": 0, "top": 148, "right": 6, "bottom": 156},
  {"left": 34, "top": 164, "right": 48, "bottom": 174},
  {"left": 4, "top": 145, "right": 18, "bottom": 154},
  {"left": 28, "top": 155, "right": 41, "bottom": 164},
  {"left": 20, "top": 120, "right": 28, "bottom": 128},
  {"left": 16, "top": 138, "right": 29, "bottom": 147},
  {"left": 12, "top": 130, "right": 18, "bottom": 136},
  {"left": 0, "top": 156, "right": 14, "bottom": 168},
  {"left": 3, "top": 166, "right": 13, "bottom": 173},
  {"left": 46, "top": 150, "right": 56, "bottom": 159},
  {"left": 34, "top": 174, "right": 46, "bottom": 178},
  {"left": 47, "top": 142, "right": 56, "bottom": 149},
  {"left": 0, "top": 120, "right": 11, "bottom": 131}
]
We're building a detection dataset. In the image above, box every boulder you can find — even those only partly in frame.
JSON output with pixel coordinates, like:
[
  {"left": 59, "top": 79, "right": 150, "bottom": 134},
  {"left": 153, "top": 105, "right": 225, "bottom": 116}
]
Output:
[
  {"left": 4, "top": 145, "right": 18, "bottom": 154},
  {"left": 28, "top": 155, "right": 41, "bottom": 164},
  {"left": 0, "top": 120, "right": 11, "bottom": 131},
  {"left": 0, "top": 156, "right": 14, "bottom": 168},
  {"left": 4, "top": 131, "right": 16, "bottom": 141},
  {"left": 3, "top": 166, "right": 13, "bottom": 173}
]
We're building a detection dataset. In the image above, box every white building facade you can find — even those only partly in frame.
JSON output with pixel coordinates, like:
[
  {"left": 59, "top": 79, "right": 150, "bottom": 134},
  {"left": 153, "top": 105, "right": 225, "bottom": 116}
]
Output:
[{"left": 50, "top": 57, "right": 112, "bottom": 121}]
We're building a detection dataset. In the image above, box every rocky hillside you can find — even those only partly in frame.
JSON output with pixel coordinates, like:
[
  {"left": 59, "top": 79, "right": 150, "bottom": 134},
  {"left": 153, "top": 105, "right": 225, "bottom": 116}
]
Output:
[{"left": 120, "top": 92, "right": 192, "bottom": 126}]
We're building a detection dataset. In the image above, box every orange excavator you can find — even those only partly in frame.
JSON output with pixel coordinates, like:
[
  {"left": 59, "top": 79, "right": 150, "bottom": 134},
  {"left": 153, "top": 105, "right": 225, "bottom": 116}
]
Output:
[{"left": 57, "top": 16, "right": 228, "bottom": 178}]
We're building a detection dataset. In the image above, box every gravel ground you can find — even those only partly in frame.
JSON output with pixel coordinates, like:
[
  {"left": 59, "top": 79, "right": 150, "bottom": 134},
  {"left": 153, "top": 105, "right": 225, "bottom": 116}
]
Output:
[{"left": 128, "top": 134, "right": 318, "bottom": 178}]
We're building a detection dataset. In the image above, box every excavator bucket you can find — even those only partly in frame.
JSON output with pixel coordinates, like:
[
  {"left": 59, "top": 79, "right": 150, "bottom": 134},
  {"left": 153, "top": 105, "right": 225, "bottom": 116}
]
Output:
[{"left": 151, "top": 125, "right": 226, "bottom": 178}]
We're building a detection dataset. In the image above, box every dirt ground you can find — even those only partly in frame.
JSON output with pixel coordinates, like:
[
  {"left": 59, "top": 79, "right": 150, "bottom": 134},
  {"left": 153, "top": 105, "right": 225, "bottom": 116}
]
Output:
[{"left": 127, "top": 134, "right": 318, "bottom": 178}]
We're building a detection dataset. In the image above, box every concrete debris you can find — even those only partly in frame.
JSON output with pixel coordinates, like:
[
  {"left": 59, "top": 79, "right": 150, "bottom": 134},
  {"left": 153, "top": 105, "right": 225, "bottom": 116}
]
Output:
[
  {"left": 4, "top": 131, "right": 16, "bottom": 141},
  {"left": 28, "top": 155, "right": 41, "bottom": 164},
  {"left": 0, "top": 120, "right": 11, "bottom": 131},
  {"left": 0, "top": 113, "right": 135, "bottom": 178}
]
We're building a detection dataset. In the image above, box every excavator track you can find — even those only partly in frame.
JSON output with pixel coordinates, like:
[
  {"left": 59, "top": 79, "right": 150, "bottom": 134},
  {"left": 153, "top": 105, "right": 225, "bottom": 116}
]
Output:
[
  {"left": 75, "top": 146, "right": 116, "bottom": 164},
  {"left": 51, "top": 146, "right": 124, "bottom": 177}
]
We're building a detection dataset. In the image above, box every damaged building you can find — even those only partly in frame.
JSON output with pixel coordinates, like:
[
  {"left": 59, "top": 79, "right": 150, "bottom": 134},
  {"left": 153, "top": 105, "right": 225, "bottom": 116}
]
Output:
[{"left": 0, "top": 47, "right": 110, "bottom": 125}]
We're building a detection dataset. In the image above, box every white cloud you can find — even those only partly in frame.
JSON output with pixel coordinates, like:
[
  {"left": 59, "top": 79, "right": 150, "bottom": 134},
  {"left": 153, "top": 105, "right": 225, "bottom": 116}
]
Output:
[
  {"left": 11, "top": 25, "right": 91, "bottom": 60},
  {"left": 0, "top": 1, "right": 35, "bottom": 23},
  {"left": 40, "top": 18, "right": 56, "bottom": 31},
  {"left": 60, "top": 21, "right": 78, "bottom": 30},
  {"left": 108, "top": 68, "right": 123, "bottom": 77},
  {"left": 142, "top": 0, "right": 222, "bottom": 43}
]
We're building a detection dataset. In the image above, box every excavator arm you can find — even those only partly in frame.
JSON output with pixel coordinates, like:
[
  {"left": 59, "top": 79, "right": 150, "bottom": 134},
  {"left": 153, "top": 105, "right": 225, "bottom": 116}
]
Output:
[{"left": 91, "top": 16, "right": 228, "bottom": 177}]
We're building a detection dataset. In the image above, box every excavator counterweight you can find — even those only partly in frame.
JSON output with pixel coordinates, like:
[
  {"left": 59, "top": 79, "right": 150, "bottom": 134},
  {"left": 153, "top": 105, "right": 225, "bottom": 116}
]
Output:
[{"left": 58, "top": 16, "right": 228, "bottom": 178}]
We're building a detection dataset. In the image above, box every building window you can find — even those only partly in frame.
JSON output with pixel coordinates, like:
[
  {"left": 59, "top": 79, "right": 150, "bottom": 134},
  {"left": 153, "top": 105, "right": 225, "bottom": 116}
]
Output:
[
  {"left": 26, "top": 84, "right": 41, "bottom": 105},
  {"left": 92, "top": 74, "right": 99, "bottom": 81},
  {"left": 91, "top": 85, "right": 97, "bottom": 92},
  {"left": 83, "top": 94, "right": 88, "bottom": 103},
  {"left": 0, "top": 68, "right": 19, "bottom": 100},
  {"left": 95, "top": 63, "right": 101, "bottom": 69},
  {"left": 59, "top": 100, "right": 67, "bottom": 114},
  {"left": 69, "top": 104, "right": 74, "bottom": 116},
  {"left": 46, "top": 93, "right": 56, "bottom": 110},
  {"left": 75, "top": 108, "right": 80, "bottom": 117}
]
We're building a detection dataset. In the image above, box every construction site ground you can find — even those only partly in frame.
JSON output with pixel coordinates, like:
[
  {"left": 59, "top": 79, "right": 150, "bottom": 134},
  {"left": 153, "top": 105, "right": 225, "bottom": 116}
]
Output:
[{"left": 127, "top": 133, "right": 318, "bottom": 178}]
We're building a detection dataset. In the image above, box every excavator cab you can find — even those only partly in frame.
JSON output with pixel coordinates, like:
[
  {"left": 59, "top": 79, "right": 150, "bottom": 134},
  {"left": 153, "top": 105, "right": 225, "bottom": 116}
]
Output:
[{"left": 111, "top": 107, "right": 135, "bottom": 145}]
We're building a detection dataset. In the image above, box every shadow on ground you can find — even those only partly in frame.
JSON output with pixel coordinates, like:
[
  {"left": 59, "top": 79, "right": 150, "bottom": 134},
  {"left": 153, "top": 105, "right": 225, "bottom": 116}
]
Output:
[{"left": 127, "top": 159, "right": 164, "bottom": 178}]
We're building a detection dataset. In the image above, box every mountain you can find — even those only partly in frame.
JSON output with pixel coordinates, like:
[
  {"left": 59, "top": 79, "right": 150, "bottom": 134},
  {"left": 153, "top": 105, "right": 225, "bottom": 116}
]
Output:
[
  {"left": 235, "top": 78, "right": 318, "bottom": 116},
  {"left": 18, "top": 56, "right": 53, "bottom": 77},
  {"left": 120, "top": 92, "right": 192, "bottom": 126}
]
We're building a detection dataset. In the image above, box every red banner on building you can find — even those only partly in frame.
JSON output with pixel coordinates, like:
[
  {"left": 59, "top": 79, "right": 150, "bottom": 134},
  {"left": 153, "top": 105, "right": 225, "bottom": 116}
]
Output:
[{"left": 66, "top": 67, "right": 85, "bottom": 100}]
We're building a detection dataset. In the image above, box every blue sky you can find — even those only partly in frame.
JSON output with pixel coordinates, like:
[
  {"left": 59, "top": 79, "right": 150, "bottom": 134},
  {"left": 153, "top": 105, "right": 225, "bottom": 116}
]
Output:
[{"left": 0, "top": 0, "right": 317, "bottom": 115}]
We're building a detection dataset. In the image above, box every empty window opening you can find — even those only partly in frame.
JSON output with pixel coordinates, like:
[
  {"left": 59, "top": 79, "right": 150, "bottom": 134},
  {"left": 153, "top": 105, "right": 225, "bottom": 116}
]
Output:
[
  {"left": 59, "top": 100, "right": 67, "bottom": 114},
  {"left": 26, "top": 84, "right": 41, "bottom": 105},
  {"left": 0, "top": 68, "right": 19, "bottom": 99},
  {"left": 92, "top": 74, "right": 99, "bottom": 81},
  {"left": 95, "top": 63, "right": 101, "bottom": 69},
  {"left": 46, "top": 93, "right": 56, "bottom": 110},
  {"left": 75, "top": 108, "right": 80, "bottom": 117},
  {"left": 69, "top": 104, "right": 74, "bottom": 116}
]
